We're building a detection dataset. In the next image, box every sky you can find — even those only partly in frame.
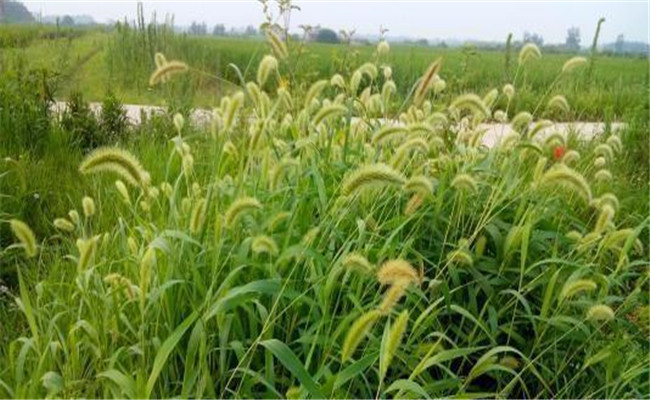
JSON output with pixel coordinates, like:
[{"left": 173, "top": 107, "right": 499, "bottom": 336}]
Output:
[{"left": 22, "top": 1, "right": 650, "bottom": 44}]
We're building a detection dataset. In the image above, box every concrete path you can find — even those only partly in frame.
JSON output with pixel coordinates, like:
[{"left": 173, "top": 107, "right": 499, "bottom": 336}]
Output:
[{"left": 52, "top": 101, "right": 624, "bottom": 148}]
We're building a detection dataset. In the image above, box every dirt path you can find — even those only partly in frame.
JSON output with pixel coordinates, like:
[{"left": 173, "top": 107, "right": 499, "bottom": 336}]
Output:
[{"left": 52, "top": 101, "right": 624, "bottom": 148}]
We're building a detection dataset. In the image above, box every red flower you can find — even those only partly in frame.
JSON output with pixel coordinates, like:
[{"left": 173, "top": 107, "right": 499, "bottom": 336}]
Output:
[{"left": 553, "top": 146, "right": 566, "bottom": 160}]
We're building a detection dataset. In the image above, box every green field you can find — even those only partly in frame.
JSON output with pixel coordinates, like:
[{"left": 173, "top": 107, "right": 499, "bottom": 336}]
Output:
[
  {"left": 0, "top": 21, "right": 649, "bottom": 399},
  {"left": 0, "top": 24, "right": 648, "bottom": 121}
]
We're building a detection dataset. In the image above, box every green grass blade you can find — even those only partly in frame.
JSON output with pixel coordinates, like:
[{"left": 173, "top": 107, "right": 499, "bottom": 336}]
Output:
[
  {"left": 260, "top": 339, "right": 325, "bottom": 399},
  {"left": 146, "top": 311, "right": 199, "bottom": 398}
]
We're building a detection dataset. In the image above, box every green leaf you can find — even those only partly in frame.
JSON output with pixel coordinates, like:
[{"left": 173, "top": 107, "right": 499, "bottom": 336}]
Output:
[
  {"left": 98, "top": 369, "right": 136, "bottom": 399},
  {"left": 204, "top": 279, "right": 282, "bottom": 320},
  {"left": 333, "top": 353, "right": 376, "bottom": 391},
  {"left": 466, "top": 346, "right": 523, "bottom": 383},
  {"left": 385, "top": 379, "right": 430, "bottom": 399},
  {"left": 146, "top": 311, "right": 199, "bottom": 398},
  {"left": 412, "top": 346, "right": 484, "bottom": 380},
  {"left": 17, "top": 269, "right": 39, "bottom": 345},
  {"left": 260, "top": 339, "right": 325, "bottom": 399},
  {"left": 540, "top": 267, "right": 560, "bottom": 320}
]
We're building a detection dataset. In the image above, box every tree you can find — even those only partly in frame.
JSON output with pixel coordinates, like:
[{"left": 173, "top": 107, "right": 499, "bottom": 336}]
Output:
[
  {"left": 523, "top": 31, "right": 544, "bottom": 47},
  {"left": 314, "top": 28, "right": 339, "bottom": 44},
  {"left": 615, "top": 34, "right": 625, "bottom": 53},
  {"left": 565, "top": 27, "right": 581, "bottom": 51},
  {"left": 60, "top": 15, "right": 74, "bottom": 27},
  {"left": 189, "top": 21, "right": 207, "bottom": 36},
  {"left": 0, "top": 0, "right": 35, "bottom": 23},
  {"left": 212, "top": 24, "right": 226, "bottom": 36},
  {"left": 244, "top": 25, "right": 257, "bottom": 36}
]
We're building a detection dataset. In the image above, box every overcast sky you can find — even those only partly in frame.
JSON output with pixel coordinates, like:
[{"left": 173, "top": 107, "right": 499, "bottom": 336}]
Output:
[{"left": 22, "top": 1, "right": 649, "bottom": 44}]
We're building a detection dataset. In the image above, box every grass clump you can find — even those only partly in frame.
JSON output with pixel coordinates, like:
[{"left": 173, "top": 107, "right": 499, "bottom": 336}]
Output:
[{"left": 0, "top": 22, "right": 648, "bottom": 400}]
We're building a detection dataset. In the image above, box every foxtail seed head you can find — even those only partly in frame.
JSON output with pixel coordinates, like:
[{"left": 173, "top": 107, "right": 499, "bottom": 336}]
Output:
[
  {"left": 594, "top": 204, "right": 615, "bottom": 233},
  {"left": 404, "top": 175, "right": 434, "bottom": 195},
  {"left": 82, "top": 196, "right": 95, "bottom": 217},
  {"left": 189, "top": 198, "right": 207, "bottom": 234},
  {"left": 304, "top": 80, "right": 328, "bottom": 108},
  {"left": 379, "top": 310, "right": 409, "bottom": 379},
  {"left": 566, "top": 230, "right": 583, "bottom": 242},
  {"left": 341, "top": 163, "right": 406, "bottom": 197},
  {"left": 265, "top": 29, "right": 288, "bottom": 59},
  {"left": 451, "top": 173, "right": 479, "bottom": 194},
  {"left": 149, "top": 60, "right": 189, "bottom": 86},
  {"left": 560, "top": 279, "right": 597, "bottom": 301},
  {"left": 547, "top": 95, "right": 570, "bottom": 113},
  {"left": 154, "top": 52, "right": 166, "bottom": 68},
  {"left": 372, "top": 125, "right": 409, "bottom": 145},
  {"left": 563, "top": 150, "right": 581, "bottom": 165},
  {"left": 54, "top": 218, "right": 75, "bottom": 232},
  {"left": 313, "top": 104, "right": 347, "bottom": 126},
  {"left": 377, "top": 259, "right": 419, "bottom": 286},
  {"left": 9, "top": 219, "right": 37, "bottom": 258},
  {"left": 587, "top": 304, "right": 615, "bottom": 322},
  {"left": 257, "top": 54, "right": 278, "bottom": 87},
  {"left": 592, "top": 193, "right": 619, "bottom": 211},
  {"left": 80, "top": 147, "right": 149, "bottom": 188},
  {"left": 404, "top": 193, "right": 425, "bottom": 215},
  {"left": 510, "top": 111, "right": 532, "bottom": 132},
  {"left": 224, "top": 197, "right": 262, "bottom": 228},
  {"left": 76, "top": 236, "right": 98, "bottom": 272},
  {"left": 330, "top": 73, "right": 345, "bottom": 88},
  {"left": 483, "top": 88, "right": 499, "bottom": 108},
  {"left": 414, "top": 58, "right": 442, "bottom": 106},
  {"left": 503, "top": 84, "right": 515, "bottom": 100},
  {"left": 377, "top": 40, "right": 390, "bottom": 55},
  {"left": 562, "top": 56, "right": 588, "bottom": 73},
  {"left": 341, "top": 310, "right": 382, "bottom": 362},
  {"left": 343, "top": 253, "right": 374, "bottom": 274},
  {"left": 606, "top": 135, "right": 622, "bottom": 153},
  {"left": 594, "top": 144, "right": 614, "bottom": 161},
  {"left": 449, "top": 94, "right": 490, "bottom": 118},
  {"left": 252, "top": 235, "right": 279, "bottom": 257},
  {"left": 538, "top": 164, "right": 592, "bottom": 203},
  {"left": 518, "top": 43, "right": 542, "bottom": 65},
  {"left": 594, "top": 169, "right": 613, "bottom": 183},
  {"left": 446, "top": 249, "right": 473, "bottom": 266},
  {"left": 356, "top": 62, "right": 378, "bottom": 80}
]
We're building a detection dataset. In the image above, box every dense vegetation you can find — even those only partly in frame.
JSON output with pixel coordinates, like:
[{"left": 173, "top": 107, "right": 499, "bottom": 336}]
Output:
[
  {"left": 0, "top": 17, "right": 648, "bottom": 400},
  {"left": 0, "top": 18, "right": 647, "bottom": 120}
]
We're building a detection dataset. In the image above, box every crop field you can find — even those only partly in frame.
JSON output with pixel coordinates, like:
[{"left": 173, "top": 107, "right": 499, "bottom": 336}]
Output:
[
  {"left": 0, "top": 22, "right": 648, "bottom": 120},
  {"left": 0, "top": 11, "right": 649, "bottom": 400}
]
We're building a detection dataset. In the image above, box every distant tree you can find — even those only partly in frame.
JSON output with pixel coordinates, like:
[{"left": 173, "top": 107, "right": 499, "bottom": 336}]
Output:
[
  {"left": 416, "top": 38, "right": 429, "bottom": 46},
  {"left": 314, "top": 28, "right": 339, "bottom": 44},
  {"left": 1, "top": 0, "right": 35, "bottom": 23},
  {"left": 565, "top": 27, "right": 581, "bottom": 51},
  {"left": 244, "top": 25, "right": 257, "bottom": 36},
  {"left": 189, "top": 21, "right": 207, "bottom": 36},
  {"left": 523, "top": 31, "right": 544, "bottom": 47},
  {"left": 615, "top": 34, "right": 625, "bottom": 53},
  {"left": 212, "top": 23, "right": 226, "bottom": 36},
  {"left": 60, "top": 15, "right": 74, "bottom": 27}
]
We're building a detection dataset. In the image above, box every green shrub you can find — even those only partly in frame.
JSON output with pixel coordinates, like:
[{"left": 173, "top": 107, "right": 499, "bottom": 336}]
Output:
[
  {"left": 98, "top": 92, "right": 129, "bottom": 143},
  {"left": 0, "top": 68, "right": 54, "bottom": 155},
  {"left": 60, "top": 90, "right": 99, "bottom": 151}
]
